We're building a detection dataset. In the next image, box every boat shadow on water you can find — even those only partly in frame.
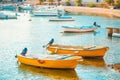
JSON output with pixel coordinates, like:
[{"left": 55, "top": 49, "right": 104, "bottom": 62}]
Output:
[
  {"left": 60, "top": 32, "right": 94, "bottom": 36},
  {"left": 78, "top": 58, "right": 106, "bottom": 67},
  {"left": 19, "top": 64, "right": 80, "bottom": 80}
]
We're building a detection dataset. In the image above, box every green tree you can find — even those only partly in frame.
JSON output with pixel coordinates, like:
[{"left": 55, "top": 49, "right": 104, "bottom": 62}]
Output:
[
  {"left": 75, "top": 0, "right": 82, "bottom": 6},
  {"left": 66, "top": 0, "right": 71, "bottom": 6},
  {"left": 114, "top": 0, "right": 120, "bottom": 5},
  {"left": 104, "top": 0, "right": 114, "bottom": 5},
  {"left": 89, "top": 2, "right": 96, "bottom": 7},
  {"left": 39, "top": 0, "right": 43, "bottom": 5},
  {"left": 57, "top": 0, "right": 61, "bottom": 5},
  {"left": 47, "top": 0, "right": 53, "bottom": 2},
  {"left": 47, "top": 0, "right": 54, "bottom": 5},
  {"left": 114, "top": 0, "right": 120, "bottom": 9}
]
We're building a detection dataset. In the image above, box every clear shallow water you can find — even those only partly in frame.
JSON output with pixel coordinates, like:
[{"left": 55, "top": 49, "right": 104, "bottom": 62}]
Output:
[{"left": 0, "top": 13, "right": 120, "bottom": 80}]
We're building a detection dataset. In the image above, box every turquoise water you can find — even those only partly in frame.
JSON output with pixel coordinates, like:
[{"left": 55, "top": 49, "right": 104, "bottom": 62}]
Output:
[{"left": 0, "top": 13, "right": 120, "bottom": 80}]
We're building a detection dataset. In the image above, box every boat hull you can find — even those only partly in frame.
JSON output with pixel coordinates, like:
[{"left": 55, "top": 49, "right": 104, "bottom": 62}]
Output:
[
  {"left": 18, "top": 55, "right": 78, "bottom": 69},
  {"left": 0, "top": 15, "right": 17, "bottom": 19},
  {"left": 46, "top": 44, "right": 109, "bottom": 57},
  {"left": 0, "top": 11, "right": 17, "bottom": 19},
  {"left": 112, "top": 33, "right": 120, "bottom": 37},
  {"left": 33, "top": 12, "right": 58, "bottom": 16},
  {"left": 32, "top": 6, "right": 59, "bottom": 16},
  {"left": 63, "top": 28, "right": 96, "bottom": 33},
  {"left": 49, "top": 18, "right": 75, "bottom": 21}
]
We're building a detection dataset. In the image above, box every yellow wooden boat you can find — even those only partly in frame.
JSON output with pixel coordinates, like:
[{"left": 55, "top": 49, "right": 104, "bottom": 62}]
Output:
[
  {"left": 46, "top": 44, "right": 109, "bottom": 57},
  {"left": 17, "top": 48, "right": 82, "bottom": 69}
]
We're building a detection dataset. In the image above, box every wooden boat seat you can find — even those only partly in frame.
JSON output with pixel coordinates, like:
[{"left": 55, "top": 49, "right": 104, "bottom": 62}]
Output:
[
  {"left": 25, "top": 54, "right": 79, "bottom": 60},
  {"left": 49, "top": 45, "right": 97, "bottom": 50}
]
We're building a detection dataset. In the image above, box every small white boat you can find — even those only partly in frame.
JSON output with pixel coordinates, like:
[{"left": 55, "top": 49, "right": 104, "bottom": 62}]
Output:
[
  {"left": 0, "top": 4, "right": 16, "bottom": 11},
  {"left": 112, "top": 33, "right": 120, "bottom": 37},
  {"left": 18, "top": 3, "right": 33, "bottom": 10},
  {"left": 0, "top": 11, "right": 17, "bottom": 19},
  {"left": 49, "top": 16, "right": 75, "bottom": 21},
  {"left": 32, "top": 6, "right": 58, "bottom": 16},
  {"left": 62, "top": 22, "right": 100, "bottom": 33}
]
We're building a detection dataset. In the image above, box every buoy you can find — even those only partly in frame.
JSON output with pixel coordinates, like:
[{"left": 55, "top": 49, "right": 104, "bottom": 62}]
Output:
[{"left": 28, "top": 19, "right": 32, "bottom": 21}]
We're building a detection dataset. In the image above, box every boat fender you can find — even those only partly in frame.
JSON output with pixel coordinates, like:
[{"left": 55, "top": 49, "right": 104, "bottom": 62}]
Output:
[{"left": 38, "top": 60, "right": 45, "bottom": 64}]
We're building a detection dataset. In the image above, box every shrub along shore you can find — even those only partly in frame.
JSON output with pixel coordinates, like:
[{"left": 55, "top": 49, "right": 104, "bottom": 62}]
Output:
[{"left": 63, "top": 6, "right": 120, "bottom": 18}]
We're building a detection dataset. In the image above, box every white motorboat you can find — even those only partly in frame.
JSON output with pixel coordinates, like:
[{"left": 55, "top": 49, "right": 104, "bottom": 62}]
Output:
[
  {"left": 32, "top": 6, "right": 64, "bottom": 16},
  {"left": 0, "top": 11, "right": 17, "bottom": 19},
  {"left": 49, "top": 16, "right": 75, "bottom": 21}
]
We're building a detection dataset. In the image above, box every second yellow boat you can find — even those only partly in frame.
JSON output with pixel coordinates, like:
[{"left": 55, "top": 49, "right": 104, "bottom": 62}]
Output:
[{"left": 46, "top": 44, "right": 109, "bottom": 57}]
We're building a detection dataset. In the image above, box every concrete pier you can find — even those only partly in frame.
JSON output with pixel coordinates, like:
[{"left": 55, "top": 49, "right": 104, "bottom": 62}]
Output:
[{"left": 107, "top": 27, "right": 120, "bottom": 37}]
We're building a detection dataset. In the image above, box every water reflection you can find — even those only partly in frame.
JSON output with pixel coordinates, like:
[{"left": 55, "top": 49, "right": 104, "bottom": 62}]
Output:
[
  {"left": 61, "top": 32, "right": 94, "bottom": 36},
  {"left": 79, "top": 58, "right": 106, "bottom": 67},
  {"left": 19, "top": 64, "right": 80, "bottom": 80},
  {"left": 108, "top": 36, "right": 120, "bottom": 42}
]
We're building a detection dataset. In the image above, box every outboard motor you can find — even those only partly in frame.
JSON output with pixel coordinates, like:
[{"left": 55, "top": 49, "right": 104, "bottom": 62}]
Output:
[
  {"left": 21, "top": 48, "right": 28, "bottom": 56},
  {"left": 43, "top": 38, "right": 54, "bottom": 48},
  {"left": 93, "top": 22, "right": 97, "bottom": 26},
  {"left": 93, "top": 22, "right": 100, "bottom": 27},
  {"left": 48, "top": 38, "right": 54, "bottom": 45}
]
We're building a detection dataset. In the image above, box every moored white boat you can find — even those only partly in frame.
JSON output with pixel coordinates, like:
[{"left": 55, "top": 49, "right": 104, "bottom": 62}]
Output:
[
  {"left": 0, "top": 4, "right": 16, "bottom": 11},
  {"left": 62, "top": 22, "right": 100, "bottom": 33},
  {"left": 112, "top": 33, "right": 120, "bottom": 37},
  {"left": 32, "top": 6, "right": 58, "bottom": 16},
  {"left": 18, "top": 3, "right": 33, "bottom": 10},
  {"left": 49, "top": 15, "right": 75, "bottom": 21},
  {"left": 0, "top": 11, "right": 17, "bottom": 19}
]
